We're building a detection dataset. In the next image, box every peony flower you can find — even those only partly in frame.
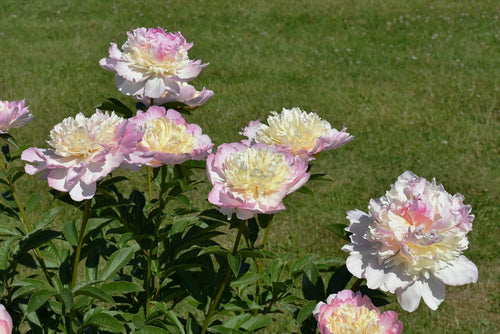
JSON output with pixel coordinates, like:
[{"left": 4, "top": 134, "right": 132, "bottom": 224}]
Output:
[
  {"left": 241, "top": 107, "right": 353, "bottom": 160},
  {"left": 342, "top": 171, "right": 478, "bottom": 312},
  {"left": 100, "top": 27, "right": 207, "bottom": 99},
  {"left": 137, "top": 82, "right": 214, "bottom": 109},
  {"left": 0, "top": 99, "right": 33, "bottom": 133},
  {"left": 207, "top": 142, "right": 309, "bottom": 219},
  {"left": 313, "top": 290, "right": 402, "bottom": 334},
  {"left": 22, "top": 111, "right": 142, "bottom": 201},
  {"left": 128, "top": 106, "right": 213, "bottom": 167},
  {"left": 0, "top": 304, "right": 12, "bottom": 334}
]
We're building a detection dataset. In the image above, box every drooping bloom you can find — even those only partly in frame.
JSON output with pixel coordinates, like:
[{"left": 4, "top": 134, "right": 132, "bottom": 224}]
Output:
[
  {"left": 241, "top": 107, "right": 353, "bottom": 160},
  {"left": 313, "top": 290, "right": 402, "bottom": 334},
  {"left": 22, "top": 111, "right": 142, "bottom": 201},
  {"left": 342, "top": 171, "right": 478, "bottom": 312},
  {"left": 0, "top": 304, "right": 12, "bottom": 334},
  {"left": 207, "top": 142, "right": 309, "bottom": 219},
  {"left": 0, "top": 99, "right": 33, "bottom": 133},
  {"left": 100, "top": 27, "right": 207, "bottom": 99},
  {"left": 137, "top": 82, "right": 214, "bottom": 109},
  {"left": 128, "top": 106, "right": 213, "bottom": 167}
]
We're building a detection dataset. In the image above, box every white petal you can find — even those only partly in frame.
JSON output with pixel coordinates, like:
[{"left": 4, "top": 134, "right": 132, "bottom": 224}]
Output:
[
  {"left": 397, "top": 281, "right": 422, "bottom": 312},
  {"left": 115, "top": 75, "right": 145, "bottom": 96},
  {"left": 421, "top": 276, "right": 445, "bottom": 310},
  {"left": 434, "top": 256, "right": 478, "bottom": 286},
  {"left": 144, "top": 77, "right": 167, "bottom": 98}
]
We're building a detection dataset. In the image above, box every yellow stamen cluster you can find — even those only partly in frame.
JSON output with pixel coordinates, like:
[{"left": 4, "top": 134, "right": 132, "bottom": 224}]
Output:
[
  {"left": 326, "top": 304, "right": 384, "bottom": 334},
  {"left": 141, "top": 118, "right": 196, "bottom": 154}
]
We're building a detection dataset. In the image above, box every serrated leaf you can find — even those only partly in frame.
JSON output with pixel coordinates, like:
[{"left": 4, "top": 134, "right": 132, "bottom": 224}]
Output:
[
  {"left": 27, "top": 288, "right": 57, "bottom": 313},
  {"left": 99, "top": 246, "right": 136, "bottom": 281},
  {"left": 227, "top": 253, "right": 241, "bottom": 277},
  {"left": 63, "top": 221, "right": 78, "bottom": 247},
  {"left": 297, "top": 300, "right": 317, "bottom": 323},
  {"left": 74, "top": 286, "right": 115, "bottom": 304},
  {"left": 85, "top": 312, "right": 126, "bottom": 333}
]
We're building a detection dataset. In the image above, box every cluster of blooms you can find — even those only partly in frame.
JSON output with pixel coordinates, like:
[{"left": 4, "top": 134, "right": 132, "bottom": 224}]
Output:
[
  {"left": 1, "top": 26, "right": 478, "bottom": 332},
  {"left": 207, "top": 106, "right": 353, "bottom": 219}
]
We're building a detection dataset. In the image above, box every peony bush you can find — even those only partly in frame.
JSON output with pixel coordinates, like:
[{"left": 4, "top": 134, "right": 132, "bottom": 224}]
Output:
[{"left": 0, "top": 27, "right": 477, "bottom": 333}]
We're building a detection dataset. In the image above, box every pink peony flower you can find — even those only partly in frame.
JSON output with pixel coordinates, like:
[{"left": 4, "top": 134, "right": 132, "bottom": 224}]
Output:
[
  {"left": 207, "top": 142, "right": 309, "bottom": 219},
  {"left": 100, "top": 27, "right": 207, "bottom": 99},
  {"left": 0, "top": 99, "right": 33, "bottom": 133},
  {"left": 137, "top": 82, "right": 214, "bottom": 109},
  {"left": 22, "top": 111, "right": 142, "bottom": 201},
  {"left": 241, "top": 107, "right": 353, "bottom": 161},
  {"left": 342, "top": 171, "right": 478, "bottom": 312},
  {"left": 313, "top": 290, "right": 402, "bottom": 334},
  {"left": 0, "top": 304, "right": 12, "bottom": 334},
  {"left": 128, "top": 106, "right": 213, "bottom": 167}
]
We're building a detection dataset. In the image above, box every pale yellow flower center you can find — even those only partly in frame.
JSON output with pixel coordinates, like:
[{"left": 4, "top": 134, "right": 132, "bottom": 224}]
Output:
[
  {"left": 140, "top": 118, "right": 196, "bottom": 154},
  {"left": 49, "top": 113, "right": 121, "bottom": 160},
  {"left": 125, "top": 46, "right": 188, "bottom": 77},
  {"left": 224, "top": 148, "right": 290, "bottom": 200},
  {"left": 256, "top": 108, "right": 331, "bottom": 154},
  {"left": 326, "top": 304, "right": 384, "bottom": 334}
]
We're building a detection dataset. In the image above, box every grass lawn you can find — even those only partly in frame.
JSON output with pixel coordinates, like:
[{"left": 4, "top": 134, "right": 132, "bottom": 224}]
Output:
[{"left": 1, "top": 0, "right": 499, "bottom": 332}]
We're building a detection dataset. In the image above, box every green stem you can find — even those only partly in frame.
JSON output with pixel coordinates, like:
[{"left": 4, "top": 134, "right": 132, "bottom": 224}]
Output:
[
  {"left": 350, "top": 278, "right": 364, "bottom": 292},
  {"left": 255, "top": 215, "right": 274, "bottom": 310},
  {"left": 201, "top": 220, "right": 245, "bottom": 334},
  {"left": 147, "top": 166, "right": 153, "bottom": 202},
  {"left": 70, "top": 200, "right": 92, "bottom": 289}
]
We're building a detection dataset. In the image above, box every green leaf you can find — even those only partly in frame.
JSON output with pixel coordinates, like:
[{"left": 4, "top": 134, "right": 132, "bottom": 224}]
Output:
[
  {"left": 229, "top": 272, "right": 259, "bottom": 289},
  {"left": 27, "top": 288, "right": 57, "bottom": 313},
  {"left": 60, "top": 288, "right": 74, "bottom": 310},
  {"left": 0, "top": 239, "right": 15, "bottom": 270},
  {"left": 85, "top": 311, "right": 126, "bottom": 333},
  {"left": 25, "top": 193, "right": 42, "bottom": 214},
  {"left": 241, "top": 315, "right": 273, "bottom": 331},
  {"left": 0, "top": 134, "right": 18, "bottom": 148},
  {"left": 17, "top": 229, "right": 62, "bottom": 253},
  {"left": 99, "top": 246, "right": 137, "bottom": 281},
  {"left": 96, "top": 98, "right": 133, "bottom": 118},
  {"left": 74, "top": 286, "right": 115, "bottom": 304},
  {"left": 296, "top": 185, "right": 315, "bottom": 197},
  {"left": 327, "top": 264, "right": 353, "bottom": 295},
  {"left": 227, "top": 253, "right": 241, "bottom": 277},
  {"left": 137, "top": 325, "right": 170, "bottom": 334},
  {"left": 290, "top": 254, "right": 316, "bottom": 276},
  {"left": 63, "top": 221, "right": 78, "bottom": 247},
  {"left": 197, "top": 245, "right": 229, "bottom": 257},
  {"left": 297, "top": 300, "right": 317, "bottom": 323},
  {"left": 100, "top": 281, "right": 144, "bottom": 296},
  {"left": 326, "top": 223, "right": 350, "bottom": 241},
  {"left": 209, "top": 326, "right": 244, "bottom": 334},
  {"left": 302, "top": 263, "right": 325, "bottom": 301},
  {"left": 0, "top": 226, "right": 21, "bottom": 237},
  {"left": 309, "top": 173, "right": 334, "bottom": 182},
  {"left": 36, "top": 207, "right": 61, "bottom": 230}
]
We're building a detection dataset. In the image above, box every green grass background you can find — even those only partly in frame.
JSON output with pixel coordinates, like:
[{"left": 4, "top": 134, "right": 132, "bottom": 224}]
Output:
[{"left": 1, "top": 0, "right": 499, "bottom": 332}]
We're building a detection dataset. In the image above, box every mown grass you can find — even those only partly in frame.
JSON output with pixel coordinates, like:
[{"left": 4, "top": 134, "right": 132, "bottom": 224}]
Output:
[{"left": 1, "top": 0, "right": 499, "bottom": 332}]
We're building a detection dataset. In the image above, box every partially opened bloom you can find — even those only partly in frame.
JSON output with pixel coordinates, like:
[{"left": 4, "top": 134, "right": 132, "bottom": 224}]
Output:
[
  {"left": 313, "top": 290, "right": 402, "bottom": 334},
  {"left": 241, "top": 107, "right": 353, "bottom": 160},
  {"left": 100, "top": 27, "right": 207, "bottom": 99},
  {"left": 0, "top": 99, "right": 33, "bottom": 133},
  {"left": 0, "top": 304, "right": 12, "bottom": 334},
  {"left": 22, "top": 111, "right": 142, "bottom": 201},
  {"left": 129, "top": 106, "right": 213, "bottom": 167},
  {"left": 137, "top": 82, "right": 214, "bottom": 109},
  {"left": 343, "top": 171, "right": 478, "bottom": 312},
  {"left": 207, "top": 142, "right": 309, "bottom": 219}
]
